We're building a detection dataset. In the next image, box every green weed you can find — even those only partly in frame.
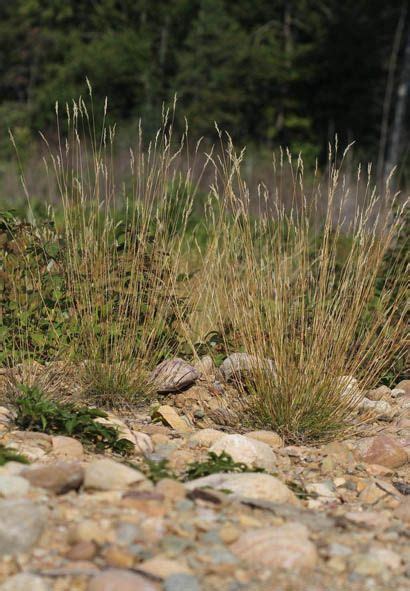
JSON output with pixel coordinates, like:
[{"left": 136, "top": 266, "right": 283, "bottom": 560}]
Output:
[
  {"left": 13, "top": 385, "right": 134, "bottom": 455},
  {"left": 184, "top": 451, "right": 265, "bottom": 481},
  {"left": 142, "top": 458, "right": 177, "bottom": 483},
  {"left": 0, "top": 444, "right": 29, "bottom": 466}
]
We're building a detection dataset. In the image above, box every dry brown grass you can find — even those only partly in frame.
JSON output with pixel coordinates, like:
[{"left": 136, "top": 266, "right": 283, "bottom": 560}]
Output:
[
  {"left": 5, "top": 102, "right": 408, "bottom": 438},
  {"left": 9, "top": 95, "right": 208, "bottom": 407},
  {"left": 190, "top": 138, "right": 408, "bottom": 442}
]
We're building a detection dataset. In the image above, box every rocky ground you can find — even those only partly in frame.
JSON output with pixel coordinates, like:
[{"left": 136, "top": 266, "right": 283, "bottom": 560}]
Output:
[{"left": 0, "top": 357, "right": 408, "bottom": 591}]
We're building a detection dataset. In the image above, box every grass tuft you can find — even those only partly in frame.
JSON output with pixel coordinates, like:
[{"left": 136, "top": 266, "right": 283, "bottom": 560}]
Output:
[{"left": 194, "top": 139, "right": 408, "bottom": 443}]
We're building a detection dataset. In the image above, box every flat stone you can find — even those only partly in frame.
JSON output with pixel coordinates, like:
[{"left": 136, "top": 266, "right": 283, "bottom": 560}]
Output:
[
  {"left": 0, "top": 573, "right": 50, "bottom": 591},
  {"left": 353, "top": 435, "right": 408, "bottom": 468},
  {"left": 209, "top": 434, "right": 277, "bottom": 470},
  {"left": 0, "top": 499, "right": 47, "bottom": 555},
  {"left": 22, "top": 462, "right": 84, "bottom": 494},
  {"left": 231, "top": 522, "right": 317, "bottom": 571},
  {"left": 155, "top": 406, "right": 192, "bottom": 433},
  {"left": 88, "top": 569, "right": 159, "bottom": 591},
  {"left": 138, "top": 556, "right": 191, "bottom": 579},
  {"left": 94, "top": 413, "right": 137, "bottom": 445},
  {"left": 84, "top": 459, "right": 146, "bottom": 491},
  {"left": 185, "top": 472, "right": 297, "bottom": 504},
  {"left": 245, "top": 430, "right": 283, "bottom": 448},
  {"left": 150, "top": 358, "right": 199, "bottom": 394},
  {"left": 358, "top": 482, "right": 387, "bottom": 504},
  {"left": 51, "top": 436, "right": 84, "bottom": 459},
  {"left": 0, "top": 475, "right": 30, "bottom": 498}
]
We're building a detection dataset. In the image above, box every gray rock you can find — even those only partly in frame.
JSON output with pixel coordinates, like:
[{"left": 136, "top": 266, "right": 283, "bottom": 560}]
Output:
[
  {"left": 185, "top": 472, "right": 297, "bottom": 504},
  {"left": 164, "top": 574, "right": 201, "bottom": 591},
  {"left": 352, "top": 434, "right": 408, "bottom": 469},
  {"left": 219, "top": 353, "right": 274, "bottom": 383},
  {"left": 209, "top": 433, "right": 277, "bottom": 470},
  {"left": 0, "top": 573, "right": 50, "bottom": 591},
  {"left": 84, "top": 458, "right": 147, "bottom": 491},
  {"left": 150, "top": 358, "right": 200, "bottom": 393},
  {"left": 0, "top": 475, "right": 30, "bottom": 498},
  {"left": 22, "top": 462, "right": 84, "bottom": 494},
  {"left": 360, "top": 398, "right": 393, "bottom": 417},
  {"left": 0, "top": 499, "right": 48, "bottom": 555}
]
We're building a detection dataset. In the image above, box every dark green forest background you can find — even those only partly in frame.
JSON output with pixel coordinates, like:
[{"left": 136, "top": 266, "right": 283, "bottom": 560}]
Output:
[{"left": 0, "top": 0, "right": 409, "bottom": 186}]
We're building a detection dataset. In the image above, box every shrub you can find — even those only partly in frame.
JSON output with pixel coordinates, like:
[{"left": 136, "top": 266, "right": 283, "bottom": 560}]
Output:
[{"left": 0, "top": 209, "right": 73, "bottom": 365}]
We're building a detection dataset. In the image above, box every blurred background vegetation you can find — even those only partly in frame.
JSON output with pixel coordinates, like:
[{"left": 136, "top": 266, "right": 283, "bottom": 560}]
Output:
[{"left": 0, "top": 0, "right": 409, "bottom": 203}]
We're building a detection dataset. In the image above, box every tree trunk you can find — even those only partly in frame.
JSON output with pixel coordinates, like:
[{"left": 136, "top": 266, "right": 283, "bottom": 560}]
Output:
[
  {"left": 377, "top": 4, "right": 407, "bottom": 185},
  {"left": 384, "top": 25, "right": 410, "bottom": 184}
]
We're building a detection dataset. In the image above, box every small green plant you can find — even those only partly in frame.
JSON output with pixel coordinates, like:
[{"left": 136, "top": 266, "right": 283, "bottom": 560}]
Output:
[
  {"left": 141, "top": 452, "right": 265, "bottom": 484},
  {"left": 142, "top": 458, "right": 177, "bottom": 483},
  {"left": 285, "top": 480, "right": 316, "bottom": 500},
  {"left": 14, "top": 385, "right": 133, "bottom": 455},
  {"left": 184, "top": 451, "right": 265, "bottom": 481},
  {"left": 0, "top": 444, "right": 29, "bottom": 466}
]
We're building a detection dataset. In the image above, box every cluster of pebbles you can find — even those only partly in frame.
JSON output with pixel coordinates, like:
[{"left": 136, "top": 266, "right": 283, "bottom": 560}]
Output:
[{"left": 0, "top": 356, "right": 408, "bottom": 591}]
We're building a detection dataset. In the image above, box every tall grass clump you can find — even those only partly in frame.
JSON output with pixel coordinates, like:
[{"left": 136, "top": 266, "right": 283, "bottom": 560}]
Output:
[
  {"left": 202, "top": 139, "right": 408, "bottom": 442},
  {"left": 7, "top": 93, "right": 205, "bottom": 407}
]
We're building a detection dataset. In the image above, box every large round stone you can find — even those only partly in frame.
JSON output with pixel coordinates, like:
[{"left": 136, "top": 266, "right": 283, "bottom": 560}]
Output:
[{"left": 231, "top": 522, "right": 318, "bottom": 571}]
